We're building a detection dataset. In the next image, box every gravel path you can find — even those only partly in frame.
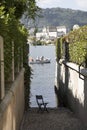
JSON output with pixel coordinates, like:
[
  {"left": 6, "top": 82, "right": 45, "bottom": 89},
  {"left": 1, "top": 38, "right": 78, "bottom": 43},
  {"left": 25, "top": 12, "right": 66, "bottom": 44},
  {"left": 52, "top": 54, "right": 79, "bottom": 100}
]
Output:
[{"left": 20, "top": 108, "right": 86, "bottom": 130}]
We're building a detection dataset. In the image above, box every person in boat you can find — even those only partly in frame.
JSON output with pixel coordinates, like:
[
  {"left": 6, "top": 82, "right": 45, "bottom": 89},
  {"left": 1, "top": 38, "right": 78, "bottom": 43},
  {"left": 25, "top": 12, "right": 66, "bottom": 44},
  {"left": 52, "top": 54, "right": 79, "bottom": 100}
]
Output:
[
  {"left": 32, "top": 58, "right": 34, "bottom": 61},
  {"left": 40, "top": 56, "right": 44, "bottom": 61},
  {"left": 36, "top": 56, "right": 40, "bottom": 61},
  {"left": 29, "top": 56, "right": 34, "bottom": 62}
]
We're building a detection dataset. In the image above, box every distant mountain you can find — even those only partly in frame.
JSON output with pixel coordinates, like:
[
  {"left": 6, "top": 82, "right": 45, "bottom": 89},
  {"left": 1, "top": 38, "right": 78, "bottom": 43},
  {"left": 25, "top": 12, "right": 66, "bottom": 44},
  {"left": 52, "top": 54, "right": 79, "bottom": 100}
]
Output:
[{"left": 22, "top": 7, "right": 87, "bottom": 30}]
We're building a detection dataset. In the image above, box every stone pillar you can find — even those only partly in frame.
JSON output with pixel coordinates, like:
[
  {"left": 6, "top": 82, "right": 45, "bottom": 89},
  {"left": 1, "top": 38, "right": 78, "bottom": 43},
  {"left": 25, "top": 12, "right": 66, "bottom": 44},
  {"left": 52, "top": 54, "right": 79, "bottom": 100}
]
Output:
[
  {"left": 0, "top": 36, "right": 5, "bottom": 99},
  {"left": 21, "top": 48, "right": 23, "bottom": 68},
  {"left": 12, "top": 41, "right": 14, "bottom": 81},
  {"left": 18, "top": 48, "right": 20, "bottom": 73}
]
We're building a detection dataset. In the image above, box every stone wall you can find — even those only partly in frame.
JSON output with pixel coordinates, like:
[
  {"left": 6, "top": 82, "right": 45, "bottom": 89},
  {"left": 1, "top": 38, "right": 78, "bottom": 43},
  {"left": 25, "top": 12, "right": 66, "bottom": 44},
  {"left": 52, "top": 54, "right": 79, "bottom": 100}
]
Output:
[
  {"left": 56, "top": 60, "right": 87, "bottom": 127},
  {"left": 0, "top": 69, "right": 25, "bottom": 130}
]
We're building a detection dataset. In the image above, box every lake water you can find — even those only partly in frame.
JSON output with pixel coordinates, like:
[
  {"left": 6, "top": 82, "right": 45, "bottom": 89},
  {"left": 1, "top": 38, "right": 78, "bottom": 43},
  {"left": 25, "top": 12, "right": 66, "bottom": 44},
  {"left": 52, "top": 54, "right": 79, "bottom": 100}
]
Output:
[{"left": 29, "top": 45, "right": 57, "bottom": 108}]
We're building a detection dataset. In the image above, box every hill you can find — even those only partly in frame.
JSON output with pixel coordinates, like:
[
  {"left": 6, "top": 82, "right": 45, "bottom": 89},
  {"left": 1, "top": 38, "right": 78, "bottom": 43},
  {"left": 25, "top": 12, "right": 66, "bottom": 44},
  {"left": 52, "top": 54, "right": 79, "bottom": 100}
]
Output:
[{"left": 22, "top": 7, "right": 87, "bottom": 30}]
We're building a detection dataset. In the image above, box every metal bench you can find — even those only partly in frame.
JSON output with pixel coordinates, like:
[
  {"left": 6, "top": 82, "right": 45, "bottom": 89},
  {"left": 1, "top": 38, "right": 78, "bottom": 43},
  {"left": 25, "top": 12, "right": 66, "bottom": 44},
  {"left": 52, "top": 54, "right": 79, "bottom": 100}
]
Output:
[{"left": 36, "top": 95, "right": 49, "bottom": 113}]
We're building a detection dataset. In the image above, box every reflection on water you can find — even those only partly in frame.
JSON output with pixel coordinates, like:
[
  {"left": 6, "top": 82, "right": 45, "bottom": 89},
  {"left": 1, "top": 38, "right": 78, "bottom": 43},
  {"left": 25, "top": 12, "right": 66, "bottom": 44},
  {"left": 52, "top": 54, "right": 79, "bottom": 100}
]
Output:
[{"left": 29, "top": 45, "right": 57, "bottom": 108}]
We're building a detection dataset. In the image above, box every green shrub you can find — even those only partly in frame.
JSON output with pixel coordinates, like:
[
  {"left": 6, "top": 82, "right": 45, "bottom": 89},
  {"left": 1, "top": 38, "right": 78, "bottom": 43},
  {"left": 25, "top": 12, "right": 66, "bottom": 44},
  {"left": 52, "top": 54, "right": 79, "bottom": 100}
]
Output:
[
  {"left": 56, "top": 38, "right": 62, "bottom": 61},
  {"left": 68, "top": 25, "right": 87, "bottom": 66},
  {"left": 0, "top": 6, "right": 28, "bottom": 82},
  {"left": 56, "top": 25, "right": 87, "bottom": 67}
]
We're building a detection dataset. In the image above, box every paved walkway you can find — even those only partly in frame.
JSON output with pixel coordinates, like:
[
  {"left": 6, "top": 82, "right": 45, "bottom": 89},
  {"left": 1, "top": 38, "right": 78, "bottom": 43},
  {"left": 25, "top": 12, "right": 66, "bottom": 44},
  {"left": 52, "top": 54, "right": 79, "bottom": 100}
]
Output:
[{"left": 20, "top": 108, "right": 86, "bottom": 130}]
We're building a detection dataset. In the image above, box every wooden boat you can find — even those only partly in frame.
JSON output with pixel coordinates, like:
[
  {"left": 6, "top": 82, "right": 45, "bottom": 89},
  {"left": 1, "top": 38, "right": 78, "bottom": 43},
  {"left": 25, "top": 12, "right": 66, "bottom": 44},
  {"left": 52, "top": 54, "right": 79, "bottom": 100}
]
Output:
[{"left": 29, "top": 56, "right": 51, "bottom": 64}]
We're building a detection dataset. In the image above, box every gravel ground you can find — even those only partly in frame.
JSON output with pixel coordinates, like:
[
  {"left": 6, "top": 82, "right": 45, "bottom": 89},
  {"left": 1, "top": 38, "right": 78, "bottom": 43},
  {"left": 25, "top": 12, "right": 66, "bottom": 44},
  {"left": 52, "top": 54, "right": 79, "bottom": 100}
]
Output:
[{"left": 20, "top": 107, "right": 86, "bottom": 130}]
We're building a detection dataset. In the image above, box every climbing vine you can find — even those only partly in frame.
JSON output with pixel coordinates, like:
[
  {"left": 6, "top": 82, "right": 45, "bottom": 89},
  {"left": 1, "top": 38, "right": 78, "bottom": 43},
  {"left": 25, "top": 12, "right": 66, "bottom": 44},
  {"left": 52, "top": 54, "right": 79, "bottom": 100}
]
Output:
[
  {"left": 68, "top": 25, "right": 87, "bottom": 66},
  {"left": 56, "top": 25, "right": 87, "bottom": 67},
  {"left": 0, "top": 0, "right": 40, "bottom": 109}
]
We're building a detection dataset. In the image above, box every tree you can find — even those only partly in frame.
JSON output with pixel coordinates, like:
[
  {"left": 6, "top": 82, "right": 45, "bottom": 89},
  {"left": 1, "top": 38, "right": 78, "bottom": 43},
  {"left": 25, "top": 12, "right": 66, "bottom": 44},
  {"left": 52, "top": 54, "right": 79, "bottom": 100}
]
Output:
[
  {"left": 0, "top": 0, "right": 40, "bottom": 19},
  {"left": 0, "top": 0, "right": 40, "bottom": 109}
]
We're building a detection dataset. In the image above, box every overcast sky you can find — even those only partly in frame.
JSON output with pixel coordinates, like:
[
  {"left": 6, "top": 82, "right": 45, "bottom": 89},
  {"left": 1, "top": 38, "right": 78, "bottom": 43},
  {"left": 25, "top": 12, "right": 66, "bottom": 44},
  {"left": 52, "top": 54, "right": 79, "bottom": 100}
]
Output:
[{"left": 36, "top": 0, "right": 87, "bottom": 11}]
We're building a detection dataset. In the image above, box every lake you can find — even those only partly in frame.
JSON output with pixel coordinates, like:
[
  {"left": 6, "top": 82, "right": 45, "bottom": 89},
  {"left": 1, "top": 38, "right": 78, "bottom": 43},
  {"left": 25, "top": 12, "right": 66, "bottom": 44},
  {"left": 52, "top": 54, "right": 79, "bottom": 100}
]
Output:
[{"left": 29, "top": 45, "right": 57, "bottom": 108}]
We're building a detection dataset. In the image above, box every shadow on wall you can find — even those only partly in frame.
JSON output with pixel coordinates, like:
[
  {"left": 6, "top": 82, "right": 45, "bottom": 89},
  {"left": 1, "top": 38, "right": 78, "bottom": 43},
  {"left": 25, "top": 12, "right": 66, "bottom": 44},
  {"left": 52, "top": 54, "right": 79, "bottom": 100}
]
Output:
[
  {"left": 67, "top": 87, "right": 87, "bottom": 128},
  {"left": 55, "top": 62, "right": 87, "bottom": 128},
  {"left": 54, "top": 64, "right": 69, "bottom": 107},
  {"left": 54, "top": 82, "right": 67, "bottom": 107},
  {"left": 55, "top": 40, "right": 70, "bottom": 107}
]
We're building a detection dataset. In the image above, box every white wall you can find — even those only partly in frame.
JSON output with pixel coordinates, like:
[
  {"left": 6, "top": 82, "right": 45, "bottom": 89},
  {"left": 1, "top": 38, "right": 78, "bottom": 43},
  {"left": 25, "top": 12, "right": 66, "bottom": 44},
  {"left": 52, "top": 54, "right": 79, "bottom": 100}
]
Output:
[
  {"left": 57, "top": 61, "right": 87, "bottom": 127},
  {"left": 48, "top": 32, "right": 57, "bottom": 38},
  {"left": 57, "top": 26, "right": 66, "bottom": 34}
]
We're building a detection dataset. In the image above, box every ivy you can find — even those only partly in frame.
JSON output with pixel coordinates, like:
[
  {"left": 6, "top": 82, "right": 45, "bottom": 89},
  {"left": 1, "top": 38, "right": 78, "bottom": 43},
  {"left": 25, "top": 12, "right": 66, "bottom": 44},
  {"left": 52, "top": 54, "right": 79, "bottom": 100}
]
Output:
[
  {"left": 56, "top": 25, "right": 87, "bottom": 67},
  {"left": 56, "top": 38, "right": 62, "bottom": 62},
  {"left": 68, "top": 26, "right": 87, "bottom": 66},
  {"left": 0, "top": 0, "right": 39, "bottom": 109}
]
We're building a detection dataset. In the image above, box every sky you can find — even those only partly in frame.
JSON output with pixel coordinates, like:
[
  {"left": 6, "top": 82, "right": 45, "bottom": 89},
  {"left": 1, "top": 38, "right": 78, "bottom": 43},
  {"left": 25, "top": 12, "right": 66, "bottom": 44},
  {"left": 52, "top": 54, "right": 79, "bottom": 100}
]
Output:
[{"left": 36, "top": 0, "right": 87, "bottom": 11}]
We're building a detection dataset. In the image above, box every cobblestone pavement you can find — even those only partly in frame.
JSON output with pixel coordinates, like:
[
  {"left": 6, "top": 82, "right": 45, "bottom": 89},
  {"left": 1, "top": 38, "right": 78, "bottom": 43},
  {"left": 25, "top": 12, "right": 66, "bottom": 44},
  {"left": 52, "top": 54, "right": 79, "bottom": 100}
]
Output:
[{"left": 20, "top": 108, "right": 86, "bottom": 130}]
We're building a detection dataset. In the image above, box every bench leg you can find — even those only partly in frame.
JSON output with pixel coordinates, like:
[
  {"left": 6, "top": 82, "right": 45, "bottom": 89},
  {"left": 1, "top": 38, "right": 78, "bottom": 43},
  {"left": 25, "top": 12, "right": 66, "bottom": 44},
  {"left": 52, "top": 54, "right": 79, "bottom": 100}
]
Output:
[
  {"left": 43, "top": 104, "right": 49, "bottom": 113},
  {"left": 37, "top": 105, "right": 43, "bottom": 113}
]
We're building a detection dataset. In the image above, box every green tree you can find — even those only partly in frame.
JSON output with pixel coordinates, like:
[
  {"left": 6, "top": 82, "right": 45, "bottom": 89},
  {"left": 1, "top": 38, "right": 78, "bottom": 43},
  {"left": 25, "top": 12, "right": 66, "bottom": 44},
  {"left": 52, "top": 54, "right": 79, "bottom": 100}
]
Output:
[
  {"left": 0, "top": 0, "right": 40, "bottom": 19},
  {"left": 0, "top": 0, "right": 39, "bottom": 109}
]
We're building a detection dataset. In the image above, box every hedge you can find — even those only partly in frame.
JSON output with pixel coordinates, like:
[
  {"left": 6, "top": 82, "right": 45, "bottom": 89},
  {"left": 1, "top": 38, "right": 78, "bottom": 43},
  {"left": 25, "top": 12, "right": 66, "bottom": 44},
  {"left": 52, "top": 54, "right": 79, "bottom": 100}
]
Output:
[{"left": 56, "top": 25, "right": 87, "bottom": 67}]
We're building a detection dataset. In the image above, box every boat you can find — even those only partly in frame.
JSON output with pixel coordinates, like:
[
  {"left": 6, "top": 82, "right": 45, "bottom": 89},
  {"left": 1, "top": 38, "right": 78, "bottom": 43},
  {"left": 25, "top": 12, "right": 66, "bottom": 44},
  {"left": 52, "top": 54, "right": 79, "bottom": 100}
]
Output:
[
  {"left": 29, "top": 56, "right": 51, "bottom": 64},
  {"left": 30, "top": 59, "right": 51, "bottom": 64}
]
